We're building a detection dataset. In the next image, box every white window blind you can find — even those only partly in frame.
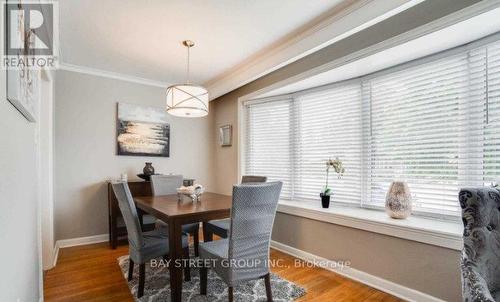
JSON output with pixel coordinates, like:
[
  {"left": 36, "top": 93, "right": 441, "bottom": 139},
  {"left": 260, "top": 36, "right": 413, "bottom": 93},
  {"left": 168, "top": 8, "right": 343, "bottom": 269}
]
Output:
[
  {"left": 245, "top": 98, "right": 293, "bottom": 198},
  {"left": 485, "top": 42, "right": 500, "bottom": 184},
  {"left": 364, "top": 48, "right": 487, "bottom": 216},
  {"left": 294, "top": 84, "right": 362, "bottom": 203},
  {"left": 244, "top": 36, "right": 500, "bottom": 218}
]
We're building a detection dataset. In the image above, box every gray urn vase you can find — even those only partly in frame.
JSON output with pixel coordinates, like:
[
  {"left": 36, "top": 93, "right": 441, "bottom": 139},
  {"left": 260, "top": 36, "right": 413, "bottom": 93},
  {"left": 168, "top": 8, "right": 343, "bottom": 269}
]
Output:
[
  {"left": 385, "top": 181, "right": 412, "bottom": 219},
  {"left": 143, "top": 162, "right": 155, "bottom": 176}
]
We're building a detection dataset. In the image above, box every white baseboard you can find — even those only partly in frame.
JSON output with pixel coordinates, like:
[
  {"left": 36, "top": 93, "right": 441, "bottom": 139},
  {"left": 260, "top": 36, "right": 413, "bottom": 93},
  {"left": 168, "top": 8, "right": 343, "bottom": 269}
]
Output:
[
  {"left": 52, "top": 244, "right": 59, "bottom": 268},
  {"left": 52, "top": 234, "right": 109, "bottom": 266},
  {"left": 270, "top": 240, "right": 445, "bottom": 302}
]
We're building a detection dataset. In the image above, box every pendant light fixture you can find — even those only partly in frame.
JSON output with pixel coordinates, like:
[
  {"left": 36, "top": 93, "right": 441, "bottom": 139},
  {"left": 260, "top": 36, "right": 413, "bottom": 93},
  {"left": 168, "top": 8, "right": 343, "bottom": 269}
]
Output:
[{"left": 166, "top": 40, "right": 209, "bottom": 117}]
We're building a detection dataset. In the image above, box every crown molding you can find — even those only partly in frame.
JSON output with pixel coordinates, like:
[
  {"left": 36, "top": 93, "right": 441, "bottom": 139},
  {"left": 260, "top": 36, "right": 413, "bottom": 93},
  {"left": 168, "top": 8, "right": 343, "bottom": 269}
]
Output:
[
  {"left": 205, "top": 0, "right": 420, "bottom": 99},
  {"left": 58, "top": 62, "right": 169, "bottom": 88},
  {"left": 239, "top": 0, "right": 500, "bottom": 102},
  {"left": 58, "top": 0, "right": 495, "bottom": 100}
]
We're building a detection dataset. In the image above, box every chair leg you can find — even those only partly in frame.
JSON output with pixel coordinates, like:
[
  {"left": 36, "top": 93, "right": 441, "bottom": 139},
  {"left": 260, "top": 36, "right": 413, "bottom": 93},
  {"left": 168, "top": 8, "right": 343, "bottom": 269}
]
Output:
[
  {"left": 228, "top": 286, "right": 234, "bottom": 302},
  {"left": 128, "top": 259, "right": 134, "bottom": 281},
  {"left": 200, "top": 267, "right": 207, "bottom": 295},
  {"left": 264, "top": 273, "right": 273, "bottom": 302},
  {"left": 203, "top": 222, "right": 213, "bottom": 242},
  {"left": 138, "top": 263, "right": 145, "bottom": 298},
  {"left": 193, "top": 230, "right": 200, "bottom": 256},
  {"left": 183, "top": 247, "right": 191, "bottom": 281}
]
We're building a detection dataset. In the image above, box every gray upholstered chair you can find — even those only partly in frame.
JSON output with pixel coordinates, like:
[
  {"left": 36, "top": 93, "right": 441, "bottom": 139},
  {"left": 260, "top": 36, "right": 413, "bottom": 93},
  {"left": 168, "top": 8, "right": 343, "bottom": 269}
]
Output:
[
  {"left": 241, "top": 175, "right": 268, "bottom": 183},
  {"left": 459, "top": 187, "right": 500, "bottom": 302},
  {"left": 199, "top": 181, "right": 282, "bottom": 301},
  {"left": 150, "top": 174, "right": 201, "bottom": 256},
  {"left": 204, "top": 175, "right": 267, "bottom": 241},
  {"left": 112, "top": 182, "right": 190, "bottom": 298}
]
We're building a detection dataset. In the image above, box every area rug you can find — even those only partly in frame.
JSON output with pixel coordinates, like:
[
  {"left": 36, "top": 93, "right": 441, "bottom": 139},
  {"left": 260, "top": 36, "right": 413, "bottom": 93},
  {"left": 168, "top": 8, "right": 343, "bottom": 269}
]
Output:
[{"left": 118, "top": 255, "right": 306, "bottom": 301}]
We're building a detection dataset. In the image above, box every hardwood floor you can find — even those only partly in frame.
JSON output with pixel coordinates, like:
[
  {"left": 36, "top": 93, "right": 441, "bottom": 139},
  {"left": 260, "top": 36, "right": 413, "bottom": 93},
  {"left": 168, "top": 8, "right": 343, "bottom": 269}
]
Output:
[{"left": 44, "top": 242, "right": 403, "bottom": 301}]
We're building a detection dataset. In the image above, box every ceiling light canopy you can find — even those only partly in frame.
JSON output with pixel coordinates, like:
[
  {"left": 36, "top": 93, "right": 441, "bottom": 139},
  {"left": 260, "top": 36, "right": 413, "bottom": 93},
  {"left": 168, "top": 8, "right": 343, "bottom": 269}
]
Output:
[{"left": 166, "top": 40, "right": 209, "bottom": 118}]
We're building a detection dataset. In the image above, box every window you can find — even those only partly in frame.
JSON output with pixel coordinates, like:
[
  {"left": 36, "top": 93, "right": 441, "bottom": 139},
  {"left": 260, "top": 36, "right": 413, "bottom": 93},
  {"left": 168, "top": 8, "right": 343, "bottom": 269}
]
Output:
[
  {"left": 294, "top": 84, "right": 362, "bottom": 204},
  {"left": 245, "top": 98, "right": 293, "bottom": 198},
  {"left": 244, "top": 37, "right": 500, "bottom": 218},
  {"left": 363, "top": 48, "right": 487, "bottom": 216},
  {"left": 485, "top": 42, "right": 500, "bottom": 188}
]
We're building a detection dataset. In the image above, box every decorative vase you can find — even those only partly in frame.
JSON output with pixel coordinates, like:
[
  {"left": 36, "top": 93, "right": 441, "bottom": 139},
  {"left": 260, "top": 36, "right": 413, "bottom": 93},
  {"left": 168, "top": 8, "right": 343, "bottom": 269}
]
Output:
[
  {"left": 183, "top": 178, "right": 195, "bottom": 186},
  {"left": 385, "top": 181, "right": 412, "bottom": 219},
  {"left": 320, "top": 193, "right": 331, "bottom": 208},
  {"left": 143, "top": 162, "right": 155, "bottom": 176}
]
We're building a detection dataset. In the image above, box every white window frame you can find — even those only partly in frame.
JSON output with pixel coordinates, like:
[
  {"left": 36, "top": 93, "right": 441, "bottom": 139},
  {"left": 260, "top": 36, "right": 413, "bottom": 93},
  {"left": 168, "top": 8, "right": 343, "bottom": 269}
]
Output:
[{"left": 239, "top": 32, "right": 500, "bottom": 221}]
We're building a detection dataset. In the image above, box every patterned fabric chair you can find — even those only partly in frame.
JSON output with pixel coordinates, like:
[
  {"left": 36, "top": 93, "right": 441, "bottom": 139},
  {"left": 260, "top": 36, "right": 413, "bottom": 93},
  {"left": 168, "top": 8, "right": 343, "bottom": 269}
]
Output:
[
  {"left": 459, "top": 187, "right": 500, "bottom": 302},
  {"left": 199, "top": 181, "right": 282, "bottom": 301},
  {"left": 150, "top": 174, "right": 201, "bottom": 256},
  {"left": 204, "top": 175, "right": 267, "bottom": 241},
  {"left": 112, "top": 182, "right": 190, "bottom": 298}
]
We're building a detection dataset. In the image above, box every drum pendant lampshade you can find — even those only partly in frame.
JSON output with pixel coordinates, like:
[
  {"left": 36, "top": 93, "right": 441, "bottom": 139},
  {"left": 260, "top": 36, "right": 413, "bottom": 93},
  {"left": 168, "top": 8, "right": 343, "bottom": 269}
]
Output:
[
  {"left": 166, "top": 84, "right": 208, "bottom": 117},
  {"left": 166, "top": 40, "right": 209, "bottom": 118}
]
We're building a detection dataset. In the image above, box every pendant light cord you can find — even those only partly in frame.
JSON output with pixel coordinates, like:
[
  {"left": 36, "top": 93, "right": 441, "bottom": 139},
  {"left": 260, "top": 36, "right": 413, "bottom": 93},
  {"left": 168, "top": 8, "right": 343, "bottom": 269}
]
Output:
[{"left": 186, "top": 45, "right": 191, "bottom": 84}]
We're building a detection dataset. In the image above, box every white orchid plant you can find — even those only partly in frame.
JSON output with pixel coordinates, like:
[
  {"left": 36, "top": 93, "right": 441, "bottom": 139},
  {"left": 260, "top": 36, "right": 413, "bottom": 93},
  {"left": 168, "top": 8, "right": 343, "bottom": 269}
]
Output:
[{"left": 321, "top": 157, "right": 345, "bottom": 196}]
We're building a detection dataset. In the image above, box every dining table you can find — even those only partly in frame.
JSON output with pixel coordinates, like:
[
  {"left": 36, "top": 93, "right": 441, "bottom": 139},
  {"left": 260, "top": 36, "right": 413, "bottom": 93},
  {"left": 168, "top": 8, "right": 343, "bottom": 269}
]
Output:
[{"left": 134, "top": 192, "right": 232, "bottom": 302}]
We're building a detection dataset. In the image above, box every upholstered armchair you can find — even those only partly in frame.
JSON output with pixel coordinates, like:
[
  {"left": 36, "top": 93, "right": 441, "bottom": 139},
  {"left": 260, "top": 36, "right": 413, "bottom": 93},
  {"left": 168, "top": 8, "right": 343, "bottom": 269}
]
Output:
[{"left": 459, "top": 188, "right": 500, "bottom": 302}]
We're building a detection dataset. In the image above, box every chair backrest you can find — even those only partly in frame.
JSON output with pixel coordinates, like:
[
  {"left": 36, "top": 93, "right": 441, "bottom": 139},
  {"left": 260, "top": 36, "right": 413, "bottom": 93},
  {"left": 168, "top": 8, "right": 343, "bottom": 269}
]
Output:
[
  {"left": 241, "top": 175, "right": 267, "bottom": 184},
  {"left": 150, "top": 174, "right": 183, "bottom": 196},
  {"left": 459, "top": 187, "right": 500, "bottom": 293},
  {"left": 228, "top": 181, "right": 282, "bottom": 280},
  {"left": 111, "top": 182, "right": 143, "bottom": 249}
]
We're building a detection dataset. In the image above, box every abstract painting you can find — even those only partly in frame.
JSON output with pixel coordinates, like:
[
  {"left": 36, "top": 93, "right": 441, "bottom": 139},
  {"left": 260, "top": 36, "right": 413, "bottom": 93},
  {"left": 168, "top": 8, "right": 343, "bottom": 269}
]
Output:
[{"left": 117, "top": 103, "right": 170, "bottom": 157}]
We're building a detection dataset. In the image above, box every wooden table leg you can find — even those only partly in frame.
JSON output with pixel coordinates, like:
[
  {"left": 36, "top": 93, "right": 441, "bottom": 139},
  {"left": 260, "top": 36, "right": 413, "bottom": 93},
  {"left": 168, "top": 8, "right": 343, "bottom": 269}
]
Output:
[
  {"left": 137, "top": 209, "right": 145, "bottom": 231},
  {"left": 168, "top": 218, "right": 183, "bottom": 302},
  {"left": 110, "top": 215, "right": 117, "bottom": 249},
  {"left": 202, "top": 221, "right": 213, "bottom": 242}
]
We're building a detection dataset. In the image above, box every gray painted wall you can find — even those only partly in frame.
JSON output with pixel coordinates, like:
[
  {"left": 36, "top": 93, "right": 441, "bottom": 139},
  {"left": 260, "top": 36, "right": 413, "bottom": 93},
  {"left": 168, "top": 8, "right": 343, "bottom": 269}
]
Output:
[
  {"left": 54, "top": 70, "right": 215, "bottom": 240},
  {"left": 272, "top": 213, "right": 462, "bottom": 301},
  {"left": 0, "top": 10, "right": 41, "bottom": 302},
  {"left": 210, "top": 0, "right": 481, "bottom": 300}
]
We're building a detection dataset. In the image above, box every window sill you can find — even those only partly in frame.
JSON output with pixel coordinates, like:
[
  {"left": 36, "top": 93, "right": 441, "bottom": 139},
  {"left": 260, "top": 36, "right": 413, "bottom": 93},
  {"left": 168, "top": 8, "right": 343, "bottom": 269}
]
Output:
[{"left": 277, "top": 200, "right": 464, "bottom": 250}]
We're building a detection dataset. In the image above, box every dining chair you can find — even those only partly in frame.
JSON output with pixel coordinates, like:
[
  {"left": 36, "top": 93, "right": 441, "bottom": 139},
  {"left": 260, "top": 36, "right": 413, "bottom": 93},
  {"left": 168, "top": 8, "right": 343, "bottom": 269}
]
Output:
[
  {"left": 150, "top": 174, "right": 201, "bottom": 256},
  {"left": 112, "top": 182, "right": 191, "bottom": 298},
  {"left": 203, "top": 175, "right": 267, "bottom": 241},
  {"left": 199, "top": 181, "right": 282, "bottom": 302},
  {"left": 459, "top": 187, "right": 500, "bottom": 301}
]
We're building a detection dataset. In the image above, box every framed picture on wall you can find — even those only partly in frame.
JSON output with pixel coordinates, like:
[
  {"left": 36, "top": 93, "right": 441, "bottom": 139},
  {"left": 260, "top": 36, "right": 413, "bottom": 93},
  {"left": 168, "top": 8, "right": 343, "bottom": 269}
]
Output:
[
  {"left": 219, "top": 124, "right": 232, "bottom": 147},
  {"left": 116, "top": 103, "right": 170, "bottom": 157},
  {"left": 6, "top": 0, "right": 39, "bottom": 122}
]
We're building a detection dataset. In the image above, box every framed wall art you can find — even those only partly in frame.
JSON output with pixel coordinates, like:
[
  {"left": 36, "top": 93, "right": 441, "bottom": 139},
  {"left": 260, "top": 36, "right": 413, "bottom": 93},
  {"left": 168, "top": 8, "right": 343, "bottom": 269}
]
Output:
[
  {"left": 117, "top": 103, "right": 170, "bottom": 157},
  {"left": 6, "top": 0, "right": 40, "bottom": 122},
  {"left": 219, "top": 124, "right": 232, "bottom": 147}
]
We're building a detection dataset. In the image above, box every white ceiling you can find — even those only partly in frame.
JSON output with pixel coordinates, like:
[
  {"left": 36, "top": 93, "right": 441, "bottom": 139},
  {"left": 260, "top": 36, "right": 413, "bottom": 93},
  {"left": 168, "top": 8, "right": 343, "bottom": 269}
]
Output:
[
  {"left": 257, "top": 7, "right": 500, "bottom": 98},
  {"left": 59, "top": 0, "right": 347, "bottom": 86}
]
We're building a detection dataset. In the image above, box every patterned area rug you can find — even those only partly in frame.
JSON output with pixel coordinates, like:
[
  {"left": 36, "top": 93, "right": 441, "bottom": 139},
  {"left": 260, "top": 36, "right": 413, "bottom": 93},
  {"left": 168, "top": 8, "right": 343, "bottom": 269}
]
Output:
[{"left": 118, "top": 255, "right": 306, "bottom": 301}]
